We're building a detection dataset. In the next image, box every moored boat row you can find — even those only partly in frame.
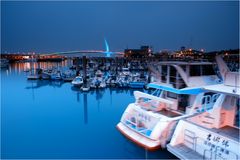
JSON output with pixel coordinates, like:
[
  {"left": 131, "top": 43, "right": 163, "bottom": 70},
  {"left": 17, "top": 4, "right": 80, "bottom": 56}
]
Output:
[{"left": 116, "top": 55, "right": 240, "bottom": 159}]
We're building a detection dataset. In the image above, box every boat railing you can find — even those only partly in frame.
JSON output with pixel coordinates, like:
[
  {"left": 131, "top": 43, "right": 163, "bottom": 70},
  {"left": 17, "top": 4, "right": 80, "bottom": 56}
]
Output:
[{"left": 134, "top": 91, "right": 174, "bottom": 112}]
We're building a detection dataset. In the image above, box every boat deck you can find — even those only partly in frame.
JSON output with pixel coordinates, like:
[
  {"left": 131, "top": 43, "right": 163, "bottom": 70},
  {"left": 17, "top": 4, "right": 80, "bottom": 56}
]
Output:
[
  {"left": 211, "top": 125, "right": 240, "bottom": 142},
  {"left": 167, "top": 143, "right": 203, "bottom": 160},
  {"left": 187, "top": 119, "right": 240, "bottom": 142},
  {"left": 157, "top": 109, "right": 182, "bottom": 118}
]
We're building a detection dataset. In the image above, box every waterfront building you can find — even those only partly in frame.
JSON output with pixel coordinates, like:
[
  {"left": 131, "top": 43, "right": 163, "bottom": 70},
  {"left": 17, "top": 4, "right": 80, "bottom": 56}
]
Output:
[{"left": 124, "top": 46, "right": 152, "bottom": 58}]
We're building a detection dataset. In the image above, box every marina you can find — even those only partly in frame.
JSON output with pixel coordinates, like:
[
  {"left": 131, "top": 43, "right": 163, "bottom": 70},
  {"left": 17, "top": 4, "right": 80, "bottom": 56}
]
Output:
[
  {"left": 1, "top": 1, "right": 239, "bottom": 159},
  {"left": 1, "top": 54, "right": 239, "bottom": 159},
  {"left": 1, "top": 62, "right": 176, "bottom": 159}
]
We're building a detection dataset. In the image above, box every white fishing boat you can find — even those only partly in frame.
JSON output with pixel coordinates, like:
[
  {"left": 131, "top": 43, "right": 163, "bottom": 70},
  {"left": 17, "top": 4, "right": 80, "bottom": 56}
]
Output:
[
  {"left": 117, "top": 60, "right": 222, "bottom": 150},
  {"left": 99, "top": 81, "right": 107, "bottom": 88},
  {"left": 95, "top": 70, "right": 103, "bottom": 77},
  {"left": 106, "top": 74, "right": 117, "bottom": 87},
  {"left": 90, "top": 70, "right": 105, "bottom": 88},
  {"left": 62, "top": 70, "right": 75, "bottom": 82},
  {"left": 122, "top": 67, "right": 130, "bottom": 76},
  {"left": 71, "top": 76, "right": 83, "bottom": 86},
  {"left": 116, "top": 74, "right": 130, "bottom": 88},
  {"left": 167, "top": 55, "right": 240, "bottom": 159}
]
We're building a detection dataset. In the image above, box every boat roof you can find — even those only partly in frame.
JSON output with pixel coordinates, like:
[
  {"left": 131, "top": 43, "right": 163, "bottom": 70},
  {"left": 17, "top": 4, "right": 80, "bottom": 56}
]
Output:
[
  {"left": 158, "top": 61, "right": 214, "bottom": 65},
  {"left": 203, "top": 84, "right": 240, "bottom": 97},
  {"left": 147, "top": 83, "right": 204, "bottom": 95}
]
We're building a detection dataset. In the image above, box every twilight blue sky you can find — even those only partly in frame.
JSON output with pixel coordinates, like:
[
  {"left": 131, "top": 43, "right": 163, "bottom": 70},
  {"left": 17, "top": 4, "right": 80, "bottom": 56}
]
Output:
[{"left": 1, "top": 1, "right": 239, "bottom": 53}]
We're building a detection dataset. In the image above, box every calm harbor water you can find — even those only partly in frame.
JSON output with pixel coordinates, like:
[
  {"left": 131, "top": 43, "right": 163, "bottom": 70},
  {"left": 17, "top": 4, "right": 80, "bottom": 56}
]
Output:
[{"left": 1, "top": 62, "right": 176, "bottom": 159}]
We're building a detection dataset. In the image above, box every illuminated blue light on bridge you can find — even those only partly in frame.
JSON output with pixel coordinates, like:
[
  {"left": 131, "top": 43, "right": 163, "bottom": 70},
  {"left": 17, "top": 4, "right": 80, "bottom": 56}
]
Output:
[
  {"left": 104, "top": 38, "right": 109, "bottom": 52},
  {"left": 104, "top": 38, "right": 112, "bottom": 57}
]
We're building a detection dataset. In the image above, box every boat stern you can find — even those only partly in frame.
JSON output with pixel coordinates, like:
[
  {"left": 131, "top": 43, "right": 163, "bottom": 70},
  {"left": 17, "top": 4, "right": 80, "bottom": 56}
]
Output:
[{"left": 116, "top": 122, "right": 161, "bottom": 151}]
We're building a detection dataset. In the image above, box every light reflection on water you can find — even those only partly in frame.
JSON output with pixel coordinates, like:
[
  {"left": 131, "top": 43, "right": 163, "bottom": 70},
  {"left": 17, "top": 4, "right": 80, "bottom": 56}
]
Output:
[{"left": 1, "top": 62, "right": 176, "bottom": 159}]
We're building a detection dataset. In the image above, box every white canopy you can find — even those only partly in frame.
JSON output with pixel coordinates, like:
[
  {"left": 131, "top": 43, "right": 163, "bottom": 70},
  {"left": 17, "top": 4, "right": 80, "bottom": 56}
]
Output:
[{"left": 203, "top": 84, "right": 240, "bottom": 97}]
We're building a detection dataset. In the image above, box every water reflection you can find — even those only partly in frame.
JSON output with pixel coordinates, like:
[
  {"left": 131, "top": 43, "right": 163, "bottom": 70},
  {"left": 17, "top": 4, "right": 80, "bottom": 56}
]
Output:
[
  {"left": 83, "top": 93, "right": 88, "bottom": 124},
  {"left": 95, "top": 89, "right": 104, "bottom": 101},
  {"left": 77, "top": 92, "right": 81, "bottom": 103},
  {"left": 2, "top": 62, "right": 176, "bottom": 159},
  {"left": 25, "top": 80, "right": 64, "bottom": 89},
  {"left": 31, "top": 81, "right": 35, "bottom": 100}
]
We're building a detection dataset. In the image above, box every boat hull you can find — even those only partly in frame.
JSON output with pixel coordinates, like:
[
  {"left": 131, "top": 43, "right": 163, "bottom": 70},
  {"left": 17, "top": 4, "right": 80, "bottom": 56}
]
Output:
[{"left": 116, "top": 122, "right": 161, "bottom": 151}]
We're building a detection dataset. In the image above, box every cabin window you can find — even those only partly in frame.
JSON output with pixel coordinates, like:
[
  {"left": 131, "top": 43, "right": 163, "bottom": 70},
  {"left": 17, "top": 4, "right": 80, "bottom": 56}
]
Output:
[
  {"left": 161, "top": 65, "right": 167, "bottom": 82},
  {"left": 167, "top": 92, "right": 177, "bottom": 99},
  {"left": 170, "top": 66, "right": 176, "bottom": 76},
  {"left": 202, "top": 92, "right": 218, "bottom": 104},
  {"left": 190, "top": 65, "right": 201, "bottom": 76},
  {"left": 190, "top": 65, "right": 215, "bottom": 76},
  {"left": 162, "top": 65, "right": 167, "bottom": 73},
  {"left": 202, "top": 65, "right": 215, "bottom": 75},
  {"left": 169, "top": 66, "right": 187, "bottom": 89}
]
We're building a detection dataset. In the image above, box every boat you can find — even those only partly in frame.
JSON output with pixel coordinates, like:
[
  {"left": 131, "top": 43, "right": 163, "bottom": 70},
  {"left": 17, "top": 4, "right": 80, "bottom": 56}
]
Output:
[
  {"left": 117, "top": 60, "right": 222, "bottom": 150},
  {"left": 167, "top": 55, "right": 240, "bottom": 159},
  {"left": 95, "top": 70, "right": 103, "bottom": 77},
  {"left": 90, "top": 70, "right": 105, "bottom": 88},
  {"left": 122, "top": 67, "right": 130, "bottom": 76},
  {"left": 106, "top": 73, "right": 117, "bottom": 87},
  {"left": 99, "top": 81, "right": 107, "bottom": 88},
  {"left": 128, "top": 81, "right": 146, "bottom": 88},
  {"left": 116, "top": 74, "right": 129, "bottom": 88},
  {"left": 128, "top": 72, "right": 148, "bottom": 89},
  {"left": 62, "top": 70, "right": 75, "bottom": 82},
  {"left": 50, "top": 70, "right": 62, "bottom": 81},
  {"left": 128, "top": 75, "right": 146, "bottom": 88},
  {"left": 71, "top": 76, "right": 83, "bottom": 86}
]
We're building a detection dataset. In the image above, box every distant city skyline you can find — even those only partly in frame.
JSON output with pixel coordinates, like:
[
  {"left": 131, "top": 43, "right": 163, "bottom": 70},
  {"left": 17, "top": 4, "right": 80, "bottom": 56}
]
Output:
[{"left": 1, "top": 1, "right": 239, "bottom": 53}]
